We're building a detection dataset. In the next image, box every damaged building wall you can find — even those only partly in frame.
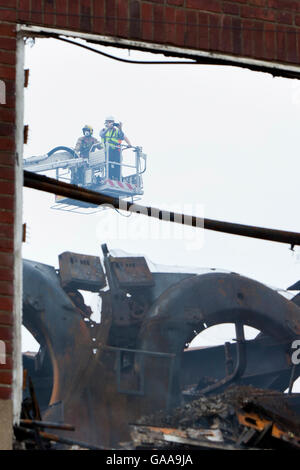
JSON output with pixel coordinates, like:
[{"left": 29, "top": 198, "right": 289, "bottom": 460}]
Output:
[{"left": 1, "top": 0, "right": 300, "bottom": 450}]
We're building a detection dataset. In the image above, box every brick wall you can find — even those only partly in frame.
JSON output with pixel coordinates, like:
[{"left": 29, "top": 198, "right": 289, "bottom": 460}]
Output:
[
  {"left": 12, "top": 0, "right": 300, "bottom": 64},
  {"left": 0, "top": 0, "right": 300, "bottom": 412},
  {"left": 0, "top": 18, "right": 16, "bottom": 406}
]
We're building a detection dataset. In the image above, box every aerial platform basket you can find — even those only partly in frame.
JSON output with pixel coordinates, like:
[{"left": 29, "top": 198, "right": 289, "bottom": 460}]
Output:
[{"left": 24, "top": 144, "right": 147, "bottom": 214}]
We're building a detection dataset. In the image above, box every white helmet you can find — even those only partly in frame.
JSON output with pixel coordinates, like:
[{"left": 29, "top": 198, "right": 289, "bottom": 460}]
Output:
[{"left": 105, "top": 115, "right": 115, "bottom": 122}]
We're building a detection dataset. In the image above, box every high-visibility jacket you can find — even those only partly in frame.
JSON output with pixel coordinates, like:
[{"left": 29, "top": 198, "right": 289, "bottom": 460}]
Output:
[{"left": 101, "top": 127, "right": 124, "bottom": 149}]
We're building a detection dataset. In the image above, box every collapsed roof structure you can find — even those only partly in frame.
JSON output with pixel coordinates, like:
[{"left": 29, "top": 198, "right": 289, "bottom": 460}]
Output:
[{"left": 18, "top": 245, "right": 300, "bottom": 450}]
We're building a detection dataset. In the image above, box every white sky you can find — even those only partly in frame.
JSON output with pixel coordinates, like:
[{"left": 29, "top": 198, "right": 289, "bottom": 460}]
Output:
[{"left": 22, "top": 38, "right": 300, "bottom": 366}]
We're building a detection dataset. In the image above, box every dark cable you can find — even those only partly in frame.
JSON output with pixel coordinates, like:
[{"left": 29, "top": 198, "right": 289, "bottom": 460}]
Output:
[{"left": 56, "top": 36, "right": 197, "bottom": 64}]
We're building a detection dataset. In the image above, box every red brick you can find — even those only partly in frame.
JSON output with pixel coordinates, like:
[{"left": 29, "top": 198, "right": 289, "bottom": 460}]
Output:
[
  {"left": 209, "top": 13, "right": 221, "bottom": 51},
  {"left": 277, "top": 10, "right": 294, "bottom": 24},
  {"left": 0, "top": 194, "right": 14, "bottom": 212},
  {"left": 250, "top": 0, "right": 268, "bottom": 5},
  {"left": 0, "top": 122, "right": 14, "bottom": 137},
  {"left": 43, "top": 0, "right": 55, "bottom": 26},
  {"left": 105, "top": 0, "right": 116, "bottom": 35},
  {"left": 187, "top": 0, "right": 221, "bottom": 12},
  {"left": 68, "top": 0, "right": 80, "bottom": 30},
  {"left": 0, "top": 50, "right": 15, "bottom": 66},
  {"left": 232, "top": 17, "right": 242, "bottom": 54},
  {"left": 277, "top": 24, "right": 287, "bottom": 60},
  {"left": 0, "top": 66, "right": 15, "bottom": 80},
  {"left": 0, "top": 211, "right": 13, "bottom": 223},
  {"left": 242, "top": 19, "right": 254, "bottom": 56},
  {"left": 80, "top": 0, "right": 92, "bottom": 31},
  {"left": 93, "top": 0, "right": 105, "bottom": 33},
  {"left": 0, "top": 152, "right": 14, "bottom": 166},
  {"left": 297, "top": 26, "right": 300, "bottom": 60},
  {"left": 147, "top": 0, "right": 163, "bottom": 3},
  {"left": 0, "top": 167, "right": 14, "bottom": 181},
  {"left": 0, "top": 223, "right": 13, "bottom": 238},
  {"left": 153, "top": 4, "right": 165, "bottom": 43},
  {"left": 0, "top": 0, "right": 15, "bottom": 7},
  {"left": 0, "top": 138, "right": 14, "bottom": 151},
  {"left": 253, "top": 22, "right": 265, "bottom": 57},
  {"left": 0, "top": 386, "right": 11, "bottom": 399},
  {"left": 186, "top": 10, "right": 198, "bottom": 47},
  {"left": 31, "top": 0, "right": 43, "bottom": 23},
  {"left": 0, "top": 93, "right": 14, "bottom": 108},
  {"left": 167, "top": 0, "right": 184, "bottom": 5},
  {"left": 286, "top": 27, "right": 298, "bottom": 62},
  {"left": 141, "top": 3, "right": 153, "bottom": 41},
  {"left": 264, "top": 22, "right": 277, "bottom": 59},
  {"left": 0, "top": 267, "right": 13, "bottom": 282},
  {"left": 0, "top": 8, "right": 17, "bottom": 21},
  {"left": 0, "top": 239, "right": 13, "bottom": 252},
  {"left": 223, "top": 1, "right": 240, "bottom": 15},
  {"left": 0, "top": 253, "right": 12, "bottom": 268},
  {"left": 0, "top": 108, "right": 15, "bottom": 124},
  {"left": 0, "top": 296, "right": 12, "bottom": 311},
  {"left": 0, "top": 179, "right": 15, "bottom": 195},
  {"left": 241, "top": 5, "right": 276, "bottom": 21},
  {"left": 0, "top": 371, "right": 12, "bottom": 385},
  {"left": 117, "top": 0, "right": 128, "bottom": 37},
  {"left": 0, "top": 326, "right": 12, "bottom": 340},
  {"left": 0, "top": 283, "right": 13, "bottom": 296},
  {"left": 0, "top": 23, "right": 16, "bottom": 37},
  {"left": 221, "top": 15, "right": 233, "bottom": 53},
  {"left": 198, "top": 12, "right": 209, "bottom": 49},
  {"left": 129, "top": 0, "right": 141, "bottom": 39},
  {"left": 18, "top": 0, "right": 30, "bottom": 21},
  {"left": 268, "top": 0, "right": 300, "bottom": 12},
  {"left": 175, "top": 8, "right": 185, "bottom": 45},
  {"left": 0, "top": 355, "right": 12, "bottom": 368},
  {"left": 165, "top": 6, "right": 176, "bottom": 44},
  {"left": 56, "top": 0, "right": 68, "bottom": 28},
  {"left": 0, "top": 37, "right": 16, "bottom": 51},
  {"left": 296, "top": 14, "right": 300, "bottom": 26}
]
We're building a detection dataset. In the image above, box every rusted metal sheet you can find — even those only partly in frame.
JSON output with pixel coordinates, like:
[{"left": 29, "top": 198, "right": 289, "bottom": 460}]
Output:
[
  {"left": 59, "top": 251, "right": 106, "bottom": 292},
  {"left": 237, "top": 410, "right": 300, "bottom": 448},
  {"left": 110, "top": 256, "right": 154, "bottom": 288}
]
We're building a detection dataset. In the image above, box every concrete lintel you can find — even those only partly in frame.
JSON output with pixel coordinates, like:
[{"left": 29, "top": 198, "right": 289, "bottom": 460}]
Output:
[{"left": 18, "top": 24, "right": 300, "bottom": 79}]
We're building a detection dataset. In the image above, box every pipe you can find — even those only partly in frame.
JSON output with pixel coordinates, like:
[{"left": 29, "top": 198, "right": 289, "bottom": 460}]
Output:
[{"left": 24, "top": 170, "right": 300, "bottom": 246}]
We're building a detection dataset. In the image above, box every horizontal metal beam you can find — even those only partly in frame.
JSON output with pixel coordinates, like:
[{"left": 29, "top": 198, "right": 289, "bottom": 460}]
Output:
[
  {"left": 24, "top": 170, "right": 300, "bottom": 246},
  {"left": 20, "top": 25, "right": 300, "bottom": 80}
]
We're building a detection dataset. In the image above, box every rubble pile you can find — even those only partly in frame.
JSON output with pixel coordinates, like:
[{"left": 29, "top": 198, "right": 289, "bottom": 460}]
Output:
[{"left": 130, "top": 385, "right": 300, "bottom": 450}]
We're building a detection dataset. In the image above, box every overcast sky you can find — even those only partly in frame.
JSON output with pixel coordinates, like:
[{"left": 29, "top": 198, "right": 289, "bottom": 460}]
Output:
[{"left": 22, "top": 37, "right": 300, "bottom": 359}]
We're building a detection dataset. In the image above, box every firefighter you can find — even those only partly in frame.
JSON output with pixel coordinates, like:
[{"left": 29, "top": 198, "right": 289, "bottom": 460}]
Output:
[
  {"left": 72, "top": 125, "right": 101, "bottom": 185},
  {"left": 75, "top": 125, "right": 101, "bottom": 158},
  {"left": 99, "top": 116, "right": 132, "bottom": 180}
]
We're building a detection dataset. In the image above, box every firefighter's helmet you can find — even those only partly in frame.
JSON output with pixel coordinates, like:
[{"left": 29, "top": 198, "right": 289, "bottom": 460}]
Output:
[{"left": 82, "top": 125, "right": 93, "bottom": 135}]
